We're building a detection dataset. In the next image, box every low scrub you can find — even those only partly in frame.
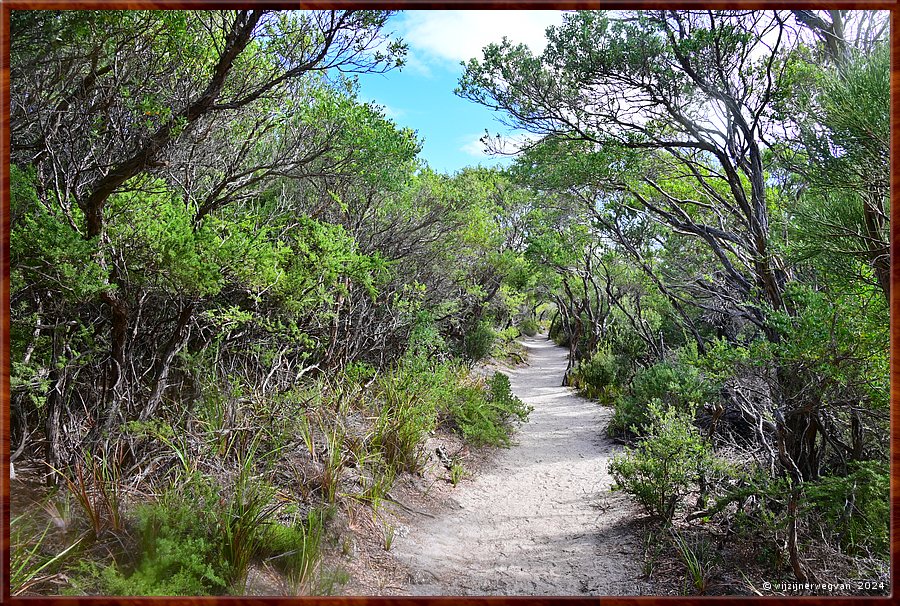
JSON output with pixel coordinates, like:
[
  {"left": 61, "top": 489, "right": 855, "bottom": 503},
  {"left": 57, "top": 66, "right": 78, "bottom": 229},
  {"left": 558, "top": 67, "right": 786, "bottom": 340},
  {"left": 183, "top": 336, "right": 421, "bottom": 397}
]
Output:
[
  {"left": 803, "top": 460, "right": 889, "bottom": 557},
  {"left": 609, "top": 400, "right": 722, "bottom": 523},
  {"left": 448, "top": 372, "right": 531, "bottom": 447},
  {"left": 463, "top": 320, "right": 496, "bottom": 362},
  {"left": 261, "top": 508, "right": 326, "bottom": 593},
  {"left": 609, "top": 351, "right": 713, "bottom": 438},
  {"left": 101, "top": 484, "right": 227, "bottom": 596},
  {"left": 518, "top": 318, "right": 540, "bottom": 337},
  {"left": 569, "top": 346, "right": 621, "bottom": 402},
  {"left": 370, "top": 358, "right": 451, "bottom": 472}
]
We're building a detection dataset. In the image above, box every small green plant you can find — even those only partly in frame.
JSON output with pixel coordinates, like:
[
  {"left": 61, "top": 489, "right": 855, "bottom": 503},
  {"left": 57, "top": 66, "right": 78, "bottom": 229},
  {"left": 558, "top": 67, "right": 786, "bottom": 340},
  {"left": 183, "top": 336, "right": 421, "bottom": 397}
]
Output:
[
  {"left": 519, "top": 317, "right": 540, "bottom": 337},
  {"left": 488, "top": 372, "right": 529, "bottom": 417},
  {"left": 219, "top": 441, "right": 279, "bottom": 593},
  {"left": 343, "top": 361, "right": 376, "bottom": 385},
  {"left": 102, "top": 530, "right": 226, "bottom": 596},
  {"left": 194, "top": 386, "right": 235, "bottom": 458},
  {"left": 570, "top": 346, "right": 620, "bottom": 401},
  {"left": 318, "top": 418, "right": 349, "bottom": 504},
  {"left": 102, "top": 483, "right": 227, "bottom": 596},
  {"left": 297, "top": 413, "right": 316, "bottom": 460},
  {"left": 448, "top": 372, "right": 531, "bottom": 447},
  {"left": 382, "top": 523, "right": 395, "bottom": 551},
  {"left": 356, "top": 454, "right": 397, "bottom": 512},
  {"left": 262, "top": 508, "right": 325, "bottom": 594},
  {"left": 54, "top": 445, "right": 125, "bottom": 537},
  {"left": 315, "top": 567, "right": 350, "bottom": 596},
  {"left": 10, "top": 514, "right": 83, "bottom": 595},
  {"left": 450, "top": 462, "right": 466, "bottom": 486},
  {"left": 669, "top": 529, "right": 718, "bottom": 595},
  {"left": 371, "top": 362, "right": 441, "bottom": 472},
  {"left": 609, "top": 400, "right": 719, "bottom": 523},
  {"left": 641, "top": 529, "right": 665, "bottom": 580}
]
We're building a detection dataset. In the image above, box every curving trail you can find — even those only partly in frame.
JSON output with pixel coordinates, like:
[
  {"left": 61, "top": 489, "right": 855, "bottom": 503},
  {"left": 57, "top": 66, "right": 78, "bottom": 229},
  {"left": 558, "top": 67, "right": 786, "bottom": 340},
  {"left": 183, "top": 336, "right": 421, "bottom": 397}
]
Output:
[{"left": 393, "top": 335, "right": 650, "bottom": 596}]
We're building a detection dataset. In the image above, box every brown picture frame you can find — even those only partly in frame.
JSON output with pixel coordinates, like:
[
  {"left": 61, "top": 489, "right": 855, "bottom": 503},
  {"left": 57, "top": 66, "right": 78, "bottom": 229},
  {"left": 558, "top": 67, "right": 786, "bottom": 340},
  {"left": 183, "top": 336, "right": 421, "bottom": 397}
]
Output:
[{"left": 1, "top": 2, "right": 896, "bottom": 604}]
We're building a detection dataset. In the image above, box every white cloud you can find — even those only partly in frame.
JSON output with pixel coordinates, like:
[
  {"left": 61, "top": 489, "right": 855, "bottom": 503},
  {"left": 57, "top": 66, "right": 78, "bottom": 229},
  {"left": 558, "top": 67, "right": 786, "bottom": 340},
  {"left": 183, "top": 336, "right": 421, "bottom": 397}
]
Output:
[
  {"left": 400, "top": 53, "right": 434, "bottom": 78},
  {"left": 396, "top": 10, "right": 565, "bottom": 67},
  {"left": 460, "top": 134, "right": 489, "bottom": 157}
]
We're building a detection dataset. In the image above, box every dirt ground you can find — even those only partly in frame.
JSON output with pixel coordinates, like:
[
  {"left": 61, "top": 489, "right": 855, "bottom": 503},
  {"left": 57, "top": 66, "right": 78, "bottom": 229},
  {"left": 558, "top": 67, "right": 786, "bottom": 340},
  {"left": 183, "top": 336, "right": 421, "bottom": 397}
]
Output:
[{"left": 339, "top": 335, "right": 654, "bottom": 596}]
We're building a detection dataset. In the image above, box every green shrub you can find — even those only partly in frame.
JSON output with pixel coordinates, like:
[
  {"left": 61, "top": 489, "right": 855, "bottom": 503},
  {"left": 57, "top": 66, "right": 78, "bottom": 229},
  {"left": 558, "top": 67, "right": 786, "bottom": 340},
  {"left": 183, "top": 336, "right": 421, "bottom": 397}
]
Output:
[
  {"left": 804, "top": 460, "right": 889, "bottom": 557},
  {"left": 609, "top": 400, "right": 719, "bottom": 523},
  {"left": 261, "top": 508, "right": 325, "bottom": 591},
  {"left": 102, "top": 492, "right": 227, "bottom": 596},
  {"left": 463, "top": 320, "right": 495, "bottom": 362},
  {"left": 370, "top": 359, "right": 453, "bottom": 472},
  {"left": 519, "top": 318, "right": 539, "bottom": 337},
  {"left": 570, "top": 346, "right": 620, "bottom": 401},
  {"left": 609, "top": 353, "right": 712, "bottom": 437},
  {"left": 488, "top": 372, "right": 531, "bottom": 424},
  {"left": 342, "top": 361, "right": 376, "bottom": 385},
  {"left": 449, "top": 385, "right": 505, "bottom": 445},
  {"left": 103, "top": 531, "right": 226, "bottom": 596},
  {"left": 356, "top": 455, "right": 397, "bottom": 512},
  {"left": 448, "top": 372, "right": 531, "bottom": 447}
]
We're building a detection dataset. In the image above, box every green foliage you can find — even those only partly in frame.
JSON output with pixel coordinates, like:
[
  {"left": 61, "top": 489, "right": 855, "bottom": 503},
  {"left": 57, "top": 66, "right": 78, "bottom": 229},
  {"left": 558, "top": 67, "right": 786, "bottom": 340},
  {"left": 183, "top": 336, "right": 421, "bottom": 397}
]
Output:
[
  {"left": 405, "top": 311, "right": 447, "bottom": 359},
  {"left": 382, "top": 523, "right": 396, "bottom": 551},
  {"left": 343, "top": 361, "right": 376, "bottom": 385},
  {"left": 10, "top": 165, "right": 105, "bottom": 302},
  {"left": 450, "top": 462, "right": 466, "bottom": 486},
  {"left": 54, "top": 446, "right": 125, "bottom": 537},
  {"left": 218, "top": 442, "right": 280, "bottom": 592},
  {"left": 609, "top": 350, "right": 713, "bottom": 437},
  {"left": 10, "top": 514, "right": 82, "bottom": 596},
  {"left": 371, "top": 357, "right": 448, "bottom": 472},
  {"left": 569, "top": 346, "right": 620, "bottom": 401},
  {"left": 11, "top": 6, "right": 891, "bottom": 592},
  {"left": 317, "top": 418, "right": 349, "bottom": 504},
  {"left": 771, "top": 284, "right": 888, "bottom": 414},
  {"left": 803, "top": 461, "right": 889, "bottom": 557},
  {"left": 448, "top": 372, "right": 532, "bottom": 447},
  {"left": 609, "top": 400, "right": 720, "bottom": 522},
  {"left": 261, "top": 509, "right": 325, "bottom": 591},
  {"left": 463, "top": 320, "right": 496, "bottom": 362},
  {"left": 106, "top": 182, "right": 229, "bottom": 297},
  {"left": 669, "top": 529, "right": 719, "bottom": 595},
  {"left": 102, "top": 490, "right": 226, "bottom": 596},
  {"left": 102, "top": 531, "right": 225, "bottom": 596},
  {"left": 490, "top": 325, "right": 525, "bottom": 363},
  {"left": 518, "top": 318, "right": 540, "bottom": 337}
]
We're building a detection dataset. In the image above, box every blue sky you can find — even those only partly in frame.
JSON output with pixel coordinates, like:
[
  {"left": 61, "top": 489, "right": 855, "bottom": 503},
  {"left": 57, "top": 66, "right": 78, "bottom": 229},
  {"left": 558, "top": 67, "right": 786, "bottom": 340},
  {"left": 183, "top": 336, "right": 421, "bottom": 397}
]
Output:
[{"left": 354, "top": 10, "right": 565, "bottom": 175}]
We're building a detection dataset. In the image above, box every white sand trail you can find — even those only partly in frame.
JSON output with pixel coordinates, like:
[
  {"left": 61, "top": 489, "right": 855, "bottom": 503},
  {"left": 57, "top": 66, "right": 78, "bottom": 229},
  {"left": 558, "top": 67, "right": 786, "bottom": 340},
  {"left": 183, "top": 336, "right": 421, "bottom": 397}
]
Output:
[{"left": 393, "top": 335, "right": 650, "bottom": 596}]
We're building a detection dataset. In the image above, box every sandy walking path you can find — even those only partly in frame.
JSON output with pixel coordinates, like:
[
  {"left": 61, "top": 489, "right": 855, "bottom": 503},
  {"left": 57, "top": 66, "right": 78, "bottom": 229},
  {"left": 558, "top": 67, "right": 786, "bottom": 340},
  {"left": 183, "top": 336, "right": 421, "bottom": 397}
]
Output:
[{"left": 393, "top": 335, "right": 650, "bottom": 596}]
